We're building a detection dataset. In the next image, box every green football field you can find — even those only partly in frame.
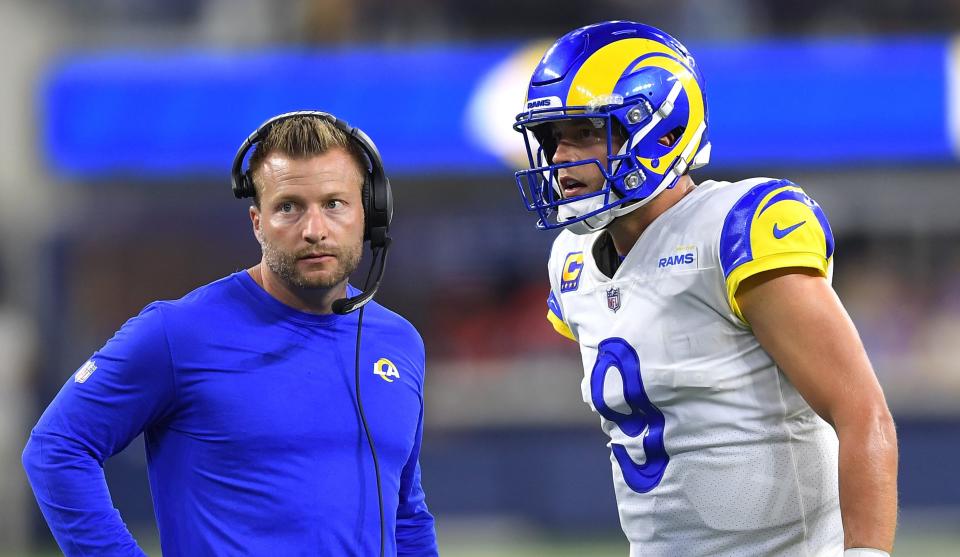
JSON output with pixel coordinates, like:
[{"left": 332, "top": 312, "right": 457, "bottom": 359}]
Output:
[
  {"left": 438, "top": 532, "right": 960, "bottom": 557},
  {"left": 11, "top": 526, "right": 959, "bottom": 556}
]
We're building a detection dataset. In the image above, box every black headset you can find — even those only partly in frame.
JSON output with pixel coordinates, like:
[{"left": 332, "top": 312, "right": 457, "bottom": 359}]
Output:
[{"left": 231, "top": 110, "right": 393, "bottom": 315}]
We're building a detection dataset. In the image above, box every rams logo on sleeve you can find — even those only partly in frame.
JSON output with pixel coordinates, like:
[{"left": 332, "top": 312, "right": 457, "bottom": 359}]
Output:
[{"left": 720, "top": 180, "right": 835, "bottom": 323}]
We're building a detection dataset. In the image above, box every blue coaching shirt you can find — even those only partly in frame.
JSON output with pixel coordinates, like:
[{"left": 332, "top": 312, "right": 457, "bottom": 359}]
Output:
[{"left": 23, "top": 271, "right": 437, "bottom": 556}]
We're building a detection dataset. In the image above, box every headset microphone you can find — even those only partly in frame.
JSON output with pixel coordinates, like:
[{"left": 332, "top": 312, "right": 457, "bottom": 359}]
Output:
[{"left": 332, "top": 236, "right": 391, "bottom": 315}]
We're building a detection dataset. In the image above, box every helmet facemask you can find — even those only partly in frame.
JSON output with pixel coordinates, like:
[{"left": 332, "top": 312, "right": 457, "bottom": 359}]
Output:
[
  {"left": 514, "top": 87, "right": 693, "bottom": 234},
  {"left": 514, "top": 108, "right": 645, "bottom": 233}
]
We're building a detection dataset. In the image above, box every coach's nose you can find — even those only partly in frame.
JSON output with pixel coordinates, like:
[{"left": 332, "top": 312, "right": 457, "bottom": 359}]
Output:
[{"left": 301, "top": 205, "right": 328, "bottom": 243}]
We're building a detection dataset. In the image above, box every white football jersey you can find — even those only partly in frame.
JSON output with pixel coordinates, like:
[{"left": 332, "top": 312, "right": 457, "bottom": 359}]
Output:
[{"left": 546, "top": 178, "right": 843, "bottom": 556}]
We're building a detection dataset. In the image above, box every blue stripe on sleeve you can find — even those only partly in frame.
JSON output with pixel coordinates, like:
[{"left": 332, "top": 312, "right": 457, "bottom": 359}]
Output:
[
  {"left": 547, "top": 290, "right": 564, "bottom": 320},
  {"left": 719, "top": 179, "right": 789, "bottom": 277}
]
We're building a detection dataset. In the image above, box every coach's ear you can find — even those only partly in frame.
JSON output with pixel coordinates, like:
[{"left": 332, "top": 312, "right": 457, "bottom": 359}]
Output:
[{"left": 250, "top": 205, "right": 263, "bottom": 244}]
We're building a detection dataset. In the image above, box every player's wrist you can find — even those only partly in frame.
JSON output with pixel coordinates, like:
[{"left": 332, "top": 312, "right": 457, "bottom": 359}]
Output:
[{"left": 844, "top": 549, "right": 890, "bottom": 557}]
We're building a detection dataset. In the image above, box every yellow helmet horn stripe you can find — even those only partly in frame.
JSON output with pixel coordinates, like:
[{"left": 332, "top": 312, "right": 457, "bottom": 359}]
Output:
[
  {"left": 565, "top": 38, "right": 705, "bottom": 175},
  {"left": 566, "top": 38, "right": 680, "bottom": 107}
]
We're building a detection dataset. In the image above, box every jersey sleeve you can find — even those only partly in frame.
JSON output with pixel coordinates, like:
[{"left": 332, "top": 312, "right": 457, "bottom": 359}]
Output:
[
  {"left": 395, "top": 334, "right": 438, "bottom": 556},
  {"left": 719, "top": 180, "right": 835, "bottom": 324},
  {"left": 546, "top": 244, "right": 578, "bottom": 342},
  {"left": 394, "top": 405, "right": 438, "bottom": 556},
  {"left": 22, "top": 303, "right": 177, "bottom": 556},
  {"left": 547, "top": 289, "right": 576, "bottom": 341}
]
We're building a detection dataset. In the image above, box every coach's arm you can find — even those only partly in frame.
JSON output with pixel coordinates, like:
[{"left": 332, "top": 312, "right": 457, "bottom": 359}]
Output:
[
  {"left": 22, "top": 305, "right": 175, "bottom": 556},
  {"left": 737, "top": 267, "right": 898, "bottom": 553}
]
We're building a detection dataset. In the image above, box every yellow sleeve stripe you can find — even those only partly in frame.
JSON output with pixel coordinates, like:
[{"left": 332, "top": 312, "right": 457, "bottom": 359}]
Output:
[
  {"left": 547, "top": 310, "right": 577, "bottom": 342},
  {"left": 726, "top": 252, "right": 830, "bottom": 325},
  {"left": 720, "top": 180, "right": 835, "bottom": 279}
]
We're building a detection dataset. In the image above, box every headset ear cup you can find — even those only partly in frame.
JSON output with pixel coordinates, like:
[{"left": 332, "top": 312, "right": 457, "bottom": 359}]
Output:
[
  {"left": 243, "top": 171, "right": 255, "bottom": 200},
  {"left": 369, "top": 177, "right": 391, "bottom": 229},
  {"left": 363, "top": 175, "right": 391, "bottom": 248},
  {"left": 381, "top": 177, "right": 393, "bottom": 228},
  {"left": 362, "top": 175, "right": 373, "bottom": 241}
]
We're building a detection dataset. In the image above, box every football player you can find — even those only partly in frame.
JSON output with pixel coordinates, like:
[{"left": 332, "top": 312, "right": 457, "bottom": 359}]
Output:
[{"left": 513, "top": 21, "right": 897, "bottom": 557}]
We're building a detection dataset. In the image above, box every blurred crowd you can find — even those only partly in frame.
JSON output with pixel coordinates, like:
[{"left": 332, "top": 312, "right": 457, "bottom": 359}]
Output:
[{"left": 41, "top": 0, "right": 960, "bottom": 43}]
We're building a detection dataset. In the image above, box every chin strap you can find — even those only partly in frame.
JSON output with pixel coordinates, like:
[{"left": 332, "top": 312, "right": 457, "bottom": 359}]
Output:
[{"left": 557, "top": 196, "right": 609, "bottom": 234}]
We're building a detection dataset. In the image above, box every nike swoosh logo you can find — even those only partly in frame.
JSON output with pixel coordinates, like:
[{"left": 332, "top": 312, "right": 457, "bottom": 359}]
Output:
[{"left": 772, "top": 220, "right": 806, "bottom": 239}]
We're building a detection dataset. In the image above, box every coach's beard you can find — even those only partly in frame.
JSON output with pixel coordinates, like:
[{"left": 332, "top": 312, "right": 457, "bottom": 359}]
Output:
[{"left": 260, "top": 237, "right": 362, "bottom": 291}]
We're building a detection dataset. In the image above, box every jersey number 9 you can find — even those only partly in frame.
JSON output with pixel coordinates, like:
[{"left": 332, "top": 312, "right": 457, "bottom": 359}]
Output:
[{"left": 589, "top": 337, "right": 669, "bottom": 493}]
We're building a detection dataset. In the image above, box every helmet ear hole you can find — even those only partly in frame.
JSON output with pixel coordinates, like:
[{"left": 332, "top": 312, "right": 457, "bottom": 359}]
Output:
[{"left": 659, "top": 126, "right": 686, "bottom": 147}]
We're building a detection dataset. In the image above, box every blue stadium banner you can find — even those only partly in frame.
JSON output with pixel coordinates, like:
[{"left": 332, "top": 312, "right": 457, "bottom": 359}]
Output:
[{"left": 42, "top": 36, "right": 955, "bottom": 179}]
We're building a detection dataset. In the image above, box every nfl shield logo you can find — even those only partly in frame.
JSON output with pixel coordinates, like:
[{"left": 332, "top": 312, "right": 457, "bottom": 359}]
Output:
[{"left": 606, "top": 287, "right": 621, "bottom": 313}]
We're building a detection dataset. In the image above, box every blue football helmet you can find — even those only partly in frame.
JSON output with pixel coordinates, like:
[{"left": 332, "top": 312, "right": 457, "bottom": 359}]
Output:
[{"left": 514, "top": 21, "right": 711, "bottom": 233}]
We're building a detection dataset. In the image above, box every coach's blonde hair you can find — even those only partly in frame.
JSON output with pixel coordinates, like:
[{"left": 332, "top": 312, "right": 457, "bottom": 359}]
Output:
[{"left": 248, "top": 115, "right": 368, "bottom": 206}]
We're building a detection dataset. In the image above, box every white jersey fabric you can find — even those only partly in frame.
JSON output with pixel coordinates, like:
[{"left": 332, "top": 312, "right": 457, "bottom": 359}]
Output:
[{"left": 546, "top": 178, "right": 843, "bottom": 556}]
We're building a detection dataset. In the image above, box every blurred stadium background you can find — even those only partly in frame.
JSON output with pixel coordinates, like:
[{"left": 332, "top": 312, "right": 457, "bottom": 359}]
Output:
[{"left": 2, "top": 0, "right": 959, "bottom": 555}]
